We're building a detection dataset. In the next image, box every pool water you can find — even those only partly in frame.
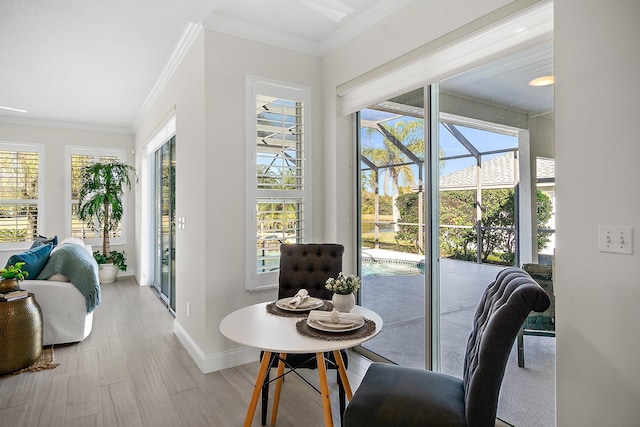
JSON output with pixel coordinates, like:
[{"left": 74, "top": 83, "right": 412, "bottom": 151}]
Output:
[{"left": 362, "top": 261, "right": 424, "bottom": 277}]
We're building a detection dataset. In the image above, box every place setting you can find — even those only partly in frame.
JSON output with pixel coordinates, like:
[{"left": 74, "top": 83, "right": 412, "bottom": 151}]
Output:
[
  {"left": 297, "top": 309, "right": 376, "bottom": 340},
  {"left": 266, "top": 289, "right": 334, "bottom": 317},
  {"left": 267, "top": 287, "right": 377, "bottom": 339}
]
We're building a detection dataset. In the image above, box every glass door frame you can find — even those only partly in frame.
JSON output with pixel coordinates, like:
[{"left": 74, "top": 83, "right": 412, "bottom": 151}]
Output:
[
  {"left": 150, "top": 136, "right": 176, "bottom": 313},
  {"left": 425, "top": 84, "right": 440, "bottom": 372}
]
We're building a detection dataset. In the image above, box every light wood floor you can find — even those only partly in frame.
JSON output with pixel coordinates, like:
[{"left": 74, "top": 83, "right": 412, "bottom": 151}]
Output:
[{"left": 0, "top": 277, "right": 372, "bottom": 427}]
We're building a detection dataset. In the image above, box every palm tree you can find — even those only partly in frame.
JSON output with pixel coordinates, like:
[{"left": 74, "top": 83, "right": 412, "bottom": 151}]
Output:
[{"left": 362, "top": 119, "right": 424, "bottom": 229}]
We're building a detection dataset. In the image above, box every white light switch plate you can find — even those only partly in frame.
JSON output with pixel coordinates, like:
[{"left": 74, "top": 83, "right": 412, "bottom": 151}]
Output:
[{"left": 598, "top": 226, "right": 633, "bottom": 254}]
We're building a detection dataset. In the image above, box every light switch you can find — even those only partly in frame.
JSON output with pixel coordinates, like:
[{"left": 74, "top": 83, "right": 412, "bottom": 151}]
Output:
[{"left": 598, "top": 226, "right": 633, "bottom": 254}]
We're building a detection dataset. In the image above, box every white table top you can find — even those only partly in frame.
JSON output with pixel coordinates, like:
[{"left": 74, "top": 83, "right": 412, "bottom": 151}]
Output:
[{"left": 220, "top": 302, "right": 383, "bottom": 354}]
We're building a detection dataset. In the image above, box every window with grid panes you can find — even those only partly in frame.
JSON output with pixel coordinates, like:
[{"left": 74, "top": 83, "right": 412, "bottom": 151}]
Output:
[
  {"left": 0, "top": 144, "right": 42, "bottom": 244},
  {"left": 69, "top": 148, "right": 125, "bottom": 242},
  {"left": 246, "top": 78, "right": 309, "bottom": 290}
]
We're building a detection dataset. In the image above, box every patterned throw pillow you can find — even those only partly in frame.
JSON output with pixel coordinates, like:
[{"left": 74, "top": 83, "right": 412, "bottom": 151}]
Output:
[{"left": 30, "top": 235, "right": 58, "bottom": 249}]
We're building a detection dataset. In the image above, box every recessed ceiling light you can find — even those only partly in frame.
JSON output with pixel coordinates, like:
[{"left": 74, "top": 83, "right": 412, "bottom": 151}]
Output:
[
  {"left": 529, "top": 75, "right": 555, "bottom": 87},
  {"left": 0, "top": 105, "right": 28, "bottom": 113}
]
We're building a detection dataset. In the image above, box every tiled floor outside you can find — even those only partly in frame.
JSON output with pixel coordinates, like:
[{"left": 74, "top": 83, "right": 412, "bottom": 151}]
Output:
[{"left": 359, "top": 252, "right": 556, "bottom": 427}]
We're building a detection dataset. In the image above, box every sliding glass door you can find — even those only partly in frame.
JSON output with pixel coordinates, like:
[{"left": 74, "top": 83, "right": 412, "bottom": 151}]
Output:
[
  {"left": 152, "top": 136, "right": 176, "bottom": 312},
  {"left": 357, "top": 89, "right": 428, "bottom": 368}
]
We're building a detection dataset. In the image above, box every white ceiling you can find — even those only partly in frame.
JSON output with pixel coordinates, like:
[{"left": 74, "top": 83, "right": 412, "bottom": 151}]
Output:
[
  {"left": 441, "top": 40, "right": 554, "bottom": 117},
  {"left": 0, "top": 0, "right": 552, "bottom": 133},
  {"left": 0, "top": 0, "right": 216, "bottom": 131}
]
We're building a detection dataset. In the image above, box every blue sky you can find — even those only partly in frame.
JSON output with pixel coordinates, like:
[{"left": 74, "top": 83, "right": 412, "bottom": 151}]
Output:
[{"left": 360, "top": 108, "right": 518, "bottom": 193}]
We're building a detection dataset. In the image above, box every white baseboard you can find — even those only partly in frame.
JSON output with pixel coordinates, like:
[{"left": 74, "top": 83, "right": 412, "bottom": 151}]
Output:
[{"left": 173, "top": 319, "right": 260, "bottom": 373}]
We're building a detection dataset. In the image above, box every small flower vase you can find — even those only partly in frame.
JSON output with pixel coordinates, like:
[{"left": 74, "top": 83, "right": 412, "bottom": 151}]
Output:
[{"left": 332, "top": 293, "right": 355, "bottom": 313}]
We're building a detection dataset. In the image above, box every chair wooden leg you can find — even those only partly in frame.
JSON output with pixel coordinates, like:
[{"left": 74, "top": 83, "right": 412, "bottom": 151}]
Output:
[{"left": 517, "top": 327, "right": 525, "bottom": 367}]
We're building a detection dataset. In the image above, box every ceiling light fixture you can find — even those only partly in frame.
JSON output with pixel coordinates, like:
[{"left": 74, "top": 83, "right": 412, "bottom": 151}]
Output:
[
  {"left": 0, "top": 105, "right": 28, "bottom": 113},
  {"left": 529, "top": 75, "right": 555, "bottom": 86}
]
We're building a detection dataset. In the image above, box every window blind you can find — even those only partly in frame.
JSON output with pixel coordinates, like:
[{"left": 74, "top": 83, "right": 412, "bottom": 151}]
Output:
[{"left": 0, "top": 149, "right": 39, "bottom": 243}]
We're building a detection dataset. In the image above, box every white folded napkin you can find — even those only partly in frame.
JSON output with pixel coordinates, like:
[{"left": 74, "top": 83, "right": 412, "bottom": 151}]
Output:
[
  {"left": 287, "top": 289, "right": 310, "bottom": 308},
  {"left": 308, "top": 309, "right": 364, "bottom": 325}
]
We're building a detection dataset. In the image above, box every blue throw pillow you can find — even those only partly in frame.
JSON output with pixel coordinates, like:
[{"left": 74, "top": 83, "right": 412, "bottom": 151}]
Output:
[
  {"left": 5, "top": 243, "right": 54, "bottom": 279},
  {"left": 30, "top": 235, "right": 58, "bottom": 249}
]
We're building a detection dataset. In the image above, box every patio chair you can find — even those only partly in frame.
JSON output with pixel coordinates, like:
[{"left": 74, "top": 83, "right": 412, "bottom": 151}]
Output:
[
  {"left": 517, "top": 263, "right": 555, "bottom": 367},
  {"left": 343, "top": 267, "right": 550, "bottom": 427},
  {"left": 260, "top": 243, "right": 346, "bottom": 425}
]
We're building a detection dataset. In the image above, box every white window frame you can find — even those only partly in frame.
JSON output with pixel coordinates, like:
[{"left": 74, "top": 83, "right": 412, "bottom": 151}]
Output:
[
  {"left": 65, "top": 146, "right": 128, "bottom": 246},
  {"left": 0, "top": 142, "right": 45, "bottom": 248},
  {"left": 245, "top": 76, "right": 312, "bottom": 291}
]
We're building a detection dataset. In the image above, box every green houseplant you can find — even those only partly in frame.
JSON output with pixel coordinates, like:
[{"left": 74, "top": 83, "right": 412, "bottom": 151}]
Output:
[
  {"left": 77, "top": 162, "right": 136, "bottom": 283},
  {"left": 0, "top": 262, "right": 28, "bottom": 292}
]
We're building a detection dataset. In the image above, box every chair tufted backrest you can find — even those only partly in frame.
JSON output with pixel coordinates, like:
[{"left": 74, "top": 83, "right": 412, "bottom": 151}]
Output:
[
  {"left": 278, "top": 243, "right": 344, "bottom": 300},
  {"left": 462, "top": 267, "right": 551, "bottom": 426}
]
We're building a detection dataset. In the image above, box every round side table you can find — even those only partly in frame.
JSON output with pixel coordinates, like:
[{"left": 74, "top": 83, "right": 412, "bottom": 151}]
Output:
[{"left": 0, "top": 294, "right": 43, "bottom": 375}]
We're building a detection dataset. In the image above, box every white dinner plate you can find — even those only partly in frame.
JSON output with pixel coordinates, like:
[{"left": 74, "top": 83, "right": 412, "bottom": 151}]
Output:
[
  {"left": 307, "top": 318, "right": 365, "bottom": 332},
  {"left": 276, "top": 297, "right": 324, "bottom": 311}
]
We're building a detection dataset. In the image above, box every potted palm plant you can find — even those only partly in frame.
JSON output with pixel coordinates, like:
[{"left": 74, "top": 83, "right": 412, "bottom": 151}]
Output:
[{"left": 77, "top": 162, "right": 137, "bottom": 283}]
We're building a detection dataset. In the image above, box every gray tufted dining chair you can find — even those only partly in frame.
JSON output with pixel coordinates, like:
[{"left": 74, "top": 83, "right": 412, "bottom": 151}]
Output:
[
  {"left": 343, "top": 267, "right": 551, "bottom": 427},
  {"left": 261, "top": 243, "right": 347, "bottom": 425}
]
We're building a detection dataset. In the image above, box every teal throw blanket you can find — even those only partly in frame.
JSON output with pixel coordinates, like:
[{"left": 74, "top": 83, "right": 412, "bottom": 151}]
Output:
[{"left": 37, "top": 244, "right": 101, "bottom": 313}]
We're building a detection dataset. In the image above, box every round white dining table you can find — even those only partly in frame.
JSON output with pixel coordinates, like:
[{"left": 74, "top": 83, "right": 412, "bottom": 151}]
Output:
[{"left": 220, "top": 302, "right": 383, "bottom": 427}]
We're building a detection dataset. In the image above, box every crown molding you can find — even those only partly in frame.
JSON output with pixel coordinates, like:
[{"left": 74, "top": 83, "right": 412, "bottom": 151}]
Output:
[
  {"left": 320, "top": 0, "right": 413, "bottom": 54},
  {"left": 203, "top": 14, "right": 323, "bottom": 56},
  {"left": 0, "top": 115, "right": 133, "bottom": 135},
  {"left": 203, "top": 0, "right": 413, "bottom": 57},
  {"left": 132, "top": 22, "right": 204, "bottom": 132}
]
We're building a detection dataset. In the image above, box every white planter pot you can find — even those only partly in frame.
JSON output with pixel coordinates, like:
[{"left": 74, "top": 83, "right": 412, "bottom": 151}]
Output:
[
  {"left": 332, "top": 293, "right": 355, "bottom": 312},
  {"left": 98, "top": 263, "right": 119, "bottom": 284}
]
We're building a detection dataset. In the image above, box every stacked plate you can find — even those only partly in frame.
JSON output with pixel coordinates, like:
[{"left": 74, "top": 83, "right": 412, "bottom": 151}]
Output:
[
  {"left": 306, "top": 317, "right": 364, "bottom": 332},
  {"left": 275, "top": 296, "right": 324, "bottom": 312}
]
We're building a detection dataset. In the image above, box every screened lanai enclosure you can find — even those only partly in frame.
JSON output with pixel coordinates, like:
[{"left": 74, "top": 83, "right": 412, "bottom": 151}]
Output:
[{"left": 359, "top": 95, "right": 555, "bottom": 267}]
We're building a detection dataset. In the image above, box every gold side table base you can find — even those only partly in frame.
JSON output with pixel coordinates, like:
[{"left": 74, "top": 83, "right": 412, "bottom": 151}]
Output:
[{"left": 0, "top": 294, "right": 43, "bottom": 375}]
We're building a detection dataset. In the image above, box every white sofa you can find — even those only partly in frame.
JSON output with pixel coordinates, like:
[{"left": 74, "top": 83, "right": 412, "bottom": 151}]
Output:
[
  {"left": 21, "top": 279, "right": 94, "bottom": 345},
  {"left": 17, "top": 237, "right": 100, "bottom": 346}
]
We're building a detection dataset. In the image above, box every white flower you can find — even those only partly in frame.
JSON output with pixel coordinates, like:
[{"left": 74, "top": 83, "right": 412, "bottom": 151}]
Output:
[{"left": 325, "top": 272, "right": 360, "bottom": 295}]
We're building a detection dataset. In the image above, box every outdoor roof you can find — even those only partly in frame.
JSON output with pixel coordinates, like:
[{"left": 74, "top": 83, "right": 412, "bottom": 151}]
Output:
[{"left": 439, "top": 153, "right": 555, "bottom": 190}]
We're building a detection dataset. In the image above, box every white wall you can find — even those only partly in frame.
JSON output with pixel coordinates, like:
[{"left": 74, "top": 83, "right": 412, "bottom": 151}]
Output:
[
  {"left": 555, "top": 0, "right": 640, "bottom": 425},
  {"left": 134, "top": 28, "right": 323, "bottom": 369},
  {"left": 0, "top": 123, "right": 135, "bottom": 269},
  {"left": 201, "top": 31, "right": 323, "bottom": 360},
  {"left": 134, "top": 28, "right": 209, "bottom": 354}
]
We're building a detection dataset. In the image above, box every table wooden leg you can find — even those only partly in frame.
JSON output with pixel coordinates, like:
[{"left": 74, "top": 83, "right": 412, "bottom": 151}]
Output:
[
  {"left": 270, "top": 353, "right": 287, "bottom": 425},
  {"left": 332, "top": 350, "right": 353, "bottom": 400},
  {"left": 244, "top": 350, "right": 272, "bottom": 427},
  {"left": 316, "top": 352, "right": 333, "bottom": 427}
]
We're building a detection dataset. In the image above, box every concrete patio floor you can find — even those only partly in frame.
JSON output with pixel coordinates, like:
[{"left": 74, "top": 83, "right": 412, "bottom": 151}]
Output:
[{"left": 359, "top": 255, "right": 556, "bottom": 427}]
